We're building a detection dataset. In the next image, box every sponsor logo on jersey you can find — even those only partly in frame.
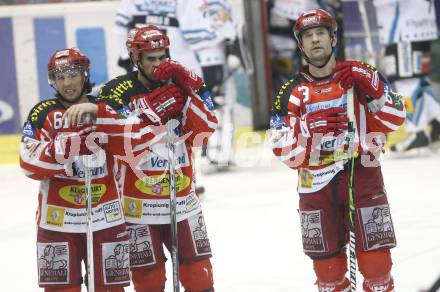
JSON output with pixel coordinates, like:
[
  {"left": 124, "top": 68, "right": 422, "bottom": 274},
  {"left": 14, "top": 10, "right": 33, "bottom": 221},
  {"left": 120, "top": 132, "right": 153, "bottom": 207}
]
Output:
[
  {"left": 30, "top": 100, "right": 57, "bottom": 122},
  {"left": 314, "top": 87, "right": 332, "bottom": 94},
  {"left": 103, "top": 201, "right": 123, "bottom": 223},
  {"left": 189, "top": 213, "right": 211, "bottom": 256},
  {"left": 102, "top": 241, "right": 130, "bottom": 284},
  {"left": 305, "top": 95, "right": 347, "bottom": 113},
  {"left": 58, "top": 184, "right": 106, "bottom": 205},
  {"left": 134, "top": 173, "right": 191, "bottom": 195},
  {"left": 300, "top": 210, "right": 327, "bottom": 252},
  {"left": 360, "top": 204, "right": 396, "bottom": 250},
  {"left": 127, "top": 225, "right": 156, "bottom": 267},
  {"left": 45, "top": 205, "right": 65, "bottom": 227},
  {"left": 37, "top": 242, "right": 69, "bottom": 284},
  {"left": 300, "top": 168, "right": 313, "bottom": 189},
  {"left": 71, "top": 161, "right": 108, "bottom": 179},
  {"left": 124, "top": 197, "right": 143, "bottom": 219},
  {"left": 142, "top": 147, "right": 189, "bottom": 170},
  {"left": 22, "top": 121, "right": 35, "bottom": 138}
]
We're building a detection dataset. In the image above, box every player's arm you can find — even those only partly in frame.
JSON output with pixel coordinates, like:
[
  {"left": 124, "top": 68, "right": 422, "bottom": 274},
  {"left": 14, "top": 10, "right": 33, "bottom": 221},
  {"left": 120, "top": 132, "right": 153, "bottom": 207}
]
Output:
[
  {"left": 333, "top": 61, "right": 406, "bottom": 133},
  {"left": 181, "top": 91, "right": 218, "bottom": 147},
  {"left": 20, "top": 113, "right": 68, "bottom": 180},
  {"left": 270, "top": 79, "right": 348, "bottom": 169}
]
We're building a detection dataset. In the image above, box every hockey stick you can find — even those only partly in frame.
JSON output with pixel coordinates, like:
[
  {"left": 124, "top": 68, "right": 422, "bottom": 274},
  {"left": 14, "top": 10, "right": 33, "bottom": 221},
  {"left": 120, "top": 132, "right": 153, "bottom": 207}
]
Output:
[
  {"left": 167, "top": 119, "right": 180, "bottom": 292},
  {"left": 426, "top": 275, "right": 440, "bottom": 292},
  {"left": 346, "top": 87, "right": 357, "bottom": 292},
  {"left": 84, "top": 153, "right": 95, "bottom": 292}
]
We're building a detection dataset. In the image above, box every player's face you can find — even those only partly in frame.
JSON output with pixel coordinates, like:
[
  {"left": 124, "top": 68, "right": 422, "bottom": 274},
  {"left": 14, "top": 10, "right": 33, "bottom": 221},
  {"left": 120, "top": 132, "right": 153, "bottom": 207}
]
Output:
[
  {"left": 54, "top": 68, "right": 85, "bottom": 102},
  {"left": 301, "top": 26, "right": 335, "bottom": 65},
  {"left": 139, "top": 49, "right": 169, "bottom": 81}
]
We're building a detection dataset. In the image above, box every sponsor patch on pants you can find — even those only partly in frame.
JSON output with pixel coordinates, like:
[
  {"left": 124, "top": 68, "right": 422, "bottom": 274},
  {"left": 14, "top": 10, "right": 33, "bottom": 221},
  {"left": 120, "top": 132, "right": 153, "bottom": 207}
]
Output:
[
  {"left": 102, "top": 241, "right": 130, "bottom": 285},
  {"left": 188, "top": 212, "right": 212, "bottom": 256},
  {"left": 359, "top": 204, "right": 396, "bottom": 250},
  {"left": 127, "top": 225, "right": 156, "bottom": 267},
  {"left": 37, "top": 242, "right": 69, "bottom": 285},
  {"left": 299, "top": 210, "right": 328, "bottom": 253}
]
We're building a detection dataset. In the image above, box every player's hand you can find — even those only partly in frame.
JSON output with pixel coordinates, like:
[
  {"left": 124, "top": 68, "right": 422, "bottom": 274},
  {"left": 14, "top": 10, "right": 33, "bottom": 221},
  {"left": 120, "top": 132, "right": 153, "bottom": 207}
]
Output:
[
  {"left": 333, "top": 61, "right": 384, "bottom": 100},
  {"left": 135, "top": 85, "right": 186, "bottom": 124},
  {"left": 299, "top": 107, "right": 348, "bottom": 137},
  {"left": 48, "top": 131, "right": 101, "bottom": 161},
  {"left": 154, "top": 60, "right": 203, "bottom": 94},
  {"left": 63, "top": 103, "right": 98, "bottom": 128}
]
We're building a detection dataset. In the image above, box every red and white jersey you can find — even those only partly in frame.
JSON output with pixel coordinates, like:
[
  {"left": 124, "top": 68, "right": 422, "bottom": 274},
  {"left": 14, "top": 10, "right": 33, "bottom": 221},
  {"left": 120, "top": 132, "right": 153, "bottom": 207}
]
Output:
[
  {"left": 97, "top": 72, "right": 218, "bottom": 224},
  {"left": 270, "top": 64, "right": 406, "bottom": 193},
  {"left": 19, "top": 97, "right": 125, "bottom": 233}
]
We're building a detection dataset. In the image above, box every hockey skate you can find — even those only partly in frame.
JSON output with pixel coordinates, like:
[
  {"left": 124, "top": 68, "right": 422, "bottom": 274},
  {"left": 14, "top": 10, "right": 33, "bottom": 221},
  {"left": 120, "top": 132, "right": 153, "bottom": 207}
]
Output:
[
  {"left": 429, "top": 119, "right": 440, "bottom": 151},
  {"left": 389, "top": 131, "right": 430, "bottom": 156}
]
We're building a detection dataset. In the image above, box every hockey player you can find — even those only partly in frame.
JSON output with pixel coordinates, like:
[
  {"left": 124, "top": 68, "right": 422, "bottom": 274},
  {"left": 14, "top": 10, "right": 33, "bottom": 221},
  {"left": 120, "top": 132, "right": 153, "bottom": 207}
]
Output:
[
  {"left": 270, "top": 9, "right": 406, "bottom": 291},
  {"left": 19, "top": 48, "right": 130, "bottom": 292},
  {"left": 113, "top": 0, "right": 215, "bottom": 76},
  {"left": 98, "top": 25, "right": 217, "bottom": 292}
]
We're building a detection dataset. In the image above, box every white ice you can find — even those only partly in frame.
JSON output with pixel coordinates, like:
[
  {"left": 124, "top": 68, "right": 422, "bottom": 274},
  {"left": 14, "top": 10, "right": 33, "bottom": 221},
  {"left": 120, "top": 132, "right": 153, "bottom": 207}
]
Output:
[{"left": 1, "top": 147, "right": 439, "bottom": 292}]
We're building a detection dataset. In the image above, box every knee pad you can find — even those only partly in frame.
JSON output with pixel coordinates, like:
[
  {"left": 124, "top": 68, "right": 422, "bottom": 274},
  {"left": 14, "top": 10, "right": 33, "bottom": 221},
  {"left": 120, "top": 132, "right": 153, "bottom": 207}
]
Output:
[
  {"left": 131, "top": 263, "right": 166, "bottom": 292},
  {"left": 45, "top": 287, "right": 81, "bottom": 292},
  {"left": 180, "top": 258, "right": 214, "bottom": 292},
  {"left": 357, "top": 249, "right": 392, "bottom": 279},
  {"left": 313, "top": 252, "right": 348, "bottom": 283}
]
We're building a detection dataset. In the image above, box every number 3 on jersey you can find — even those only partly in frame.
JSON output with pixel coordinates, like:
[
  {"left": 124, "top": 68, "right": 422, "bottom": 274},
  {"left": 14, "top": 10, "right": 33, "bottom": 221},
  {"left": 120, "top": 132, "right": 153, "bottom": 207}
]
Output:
[{"left": 298, "top": 86, "right": 310, "bottom": 103}]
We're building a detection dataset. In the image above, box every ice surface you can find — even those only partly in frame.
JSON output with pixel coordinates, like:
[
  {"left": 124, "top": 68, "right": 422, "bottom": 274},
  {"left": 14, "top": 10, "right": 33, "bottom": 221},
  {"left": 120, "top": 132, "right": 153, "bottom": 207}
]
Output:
[{"left": 2, "top": 149, "right": 439, "bottom": 291}]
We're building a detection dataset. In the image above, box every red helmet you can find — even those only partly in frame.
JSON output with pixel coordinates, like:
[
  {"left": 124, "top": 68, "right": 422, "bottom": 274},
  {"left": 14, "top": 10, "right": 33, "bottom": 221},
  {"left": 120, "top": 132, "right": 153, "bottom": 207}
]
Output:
[
  {"left": 47, "top": 48, "right": 90, "bottom": 85},
  {"left": 293, "top": 9, "right": 337, "bottom": 43},
  {"left": 126, "top": 25, "right": 170, "bottom": 63}
]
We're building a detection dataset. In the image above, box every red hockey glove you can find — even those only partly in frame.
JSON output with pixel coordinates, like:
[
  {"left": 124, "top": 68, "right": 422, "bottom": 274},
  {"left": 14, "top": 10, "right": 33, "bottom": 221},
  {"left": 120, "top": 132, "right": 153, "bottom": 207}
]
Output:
[
  {"left": 298, "top": 107, "right": 349, "bottom": 137},
  {"left": 154, "top": 60, "right": 203, "bottom": 94},
  {"left": 333, "top": 61, "right": 384, "bottom": 100},
  {"left": 49, "top": 131, "right": 100, "bottom": 161},
  {"left": 136, "top": 85, "right": 186, "bottom": 124}
]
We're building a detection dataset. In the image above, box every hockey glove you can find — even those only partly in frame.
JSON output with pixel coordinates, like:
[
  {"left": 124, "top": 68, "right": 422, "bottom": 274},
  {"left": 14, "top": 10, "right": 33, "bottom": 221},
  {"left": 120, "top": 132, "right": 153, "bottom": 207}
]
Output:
[
  {"left": 333, "top": 61, "right": 384, "bottom": 100},
  {"left": 298, "top": 107, "right": 349, "bottom": 137},
  {"left": 48, "top": 130, "right": 100, "bottom": 161},
  {"left": 154, "top": 60, "right": 203, "bottom": 94},
  {"left": 136, "top": 85, "right": 186, "bottom": 124}
]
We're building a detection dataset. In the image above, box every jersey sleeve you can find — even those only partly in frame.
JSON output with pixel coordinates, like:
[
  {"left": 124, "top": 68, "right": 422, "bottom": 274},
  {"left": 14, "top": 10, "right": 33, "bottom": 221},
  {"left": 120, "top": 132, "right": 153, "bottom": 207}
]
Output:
[
  {"left": 19, "top": 109, "right": 68, "bottom": 180},
  {"left": 181, "top": 92, "right": 218, "bottom": 147},
  {"left": 94, "top": 102, "right": 166, "bottom": 159},
  {"left": 364, "top": 83, "right": 406, "bottom": 133},
  {"left": 270, "top": 78, "right": 309, "bottom": 169}
]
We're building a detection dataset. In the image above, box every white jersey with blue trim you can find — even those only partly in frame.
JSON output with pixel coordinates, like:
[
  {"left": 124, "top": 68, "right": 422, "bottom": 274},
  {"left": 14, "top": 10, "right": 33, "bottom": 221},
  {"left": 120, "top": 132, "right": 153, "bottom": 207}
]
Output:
[
  {"left": 196, "top": 0, "right": 237, "bottom": 67},
  {"left": 113, "top": 0, "right": 220, "bottom": 76},
  {"left": 373, "top": 0, "right": 438, "bottom": 45}
]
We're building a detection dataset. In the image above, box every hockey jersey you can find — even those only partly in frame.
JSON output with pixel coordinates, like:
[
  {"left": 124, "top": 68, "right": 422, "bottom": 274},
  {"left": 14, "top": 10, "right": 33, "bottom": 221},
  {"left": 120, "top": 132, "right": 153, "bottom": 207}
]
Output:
[
  {"left": 97, "top": 71, "right": 218, "bottom": 224},
  {"left": 270, "top": 65, "right": 406, "bottom": 193},
  {"left": 113, "top": 0, "right": 221, "bottom": 76},
  {"left": 19, "top": 97, "right": 126, "bottom": 233}
]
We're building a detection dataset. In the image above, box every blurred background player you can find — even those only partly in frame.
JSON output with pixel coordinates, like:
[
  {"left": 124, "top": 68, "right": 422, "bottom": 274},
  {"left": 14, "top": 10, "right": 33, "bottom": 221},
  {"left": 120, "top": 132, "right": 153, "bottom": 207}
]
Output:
[
  {"left": 19, "top": 48, "right": 130, "bottom": 292},
  {"left": 270, "top": 9, "right": 405, "bottom": 291},
  {"left": 98, "top": 25, "right": 217, "bottom": 292},
  {"left": 113, "top": 0, "right": 215, "bottom": 77},
  {"left": 373, "top": 0, "right": 440, "bottom": 153},
  {"left": 198, "top": 0, "right": 240, "bottom": 172}
]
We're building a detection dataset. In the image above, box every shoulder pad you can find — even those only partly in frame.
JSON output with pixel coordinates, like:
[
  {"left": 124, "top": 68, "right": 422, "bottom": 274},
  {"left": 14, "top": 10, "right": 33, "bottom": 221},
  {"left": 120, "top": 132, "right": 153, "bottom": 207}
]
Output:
[
  {"left": 272, "top": 75, "right": 302, "bottom": 115},
  {"left": 98, "top": 72, "right": 140, "bottom": 107},
  {"left": 26, "top": 99, "right": 62, "bottom": 129}
]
